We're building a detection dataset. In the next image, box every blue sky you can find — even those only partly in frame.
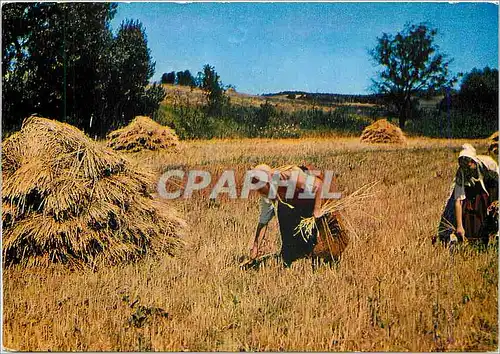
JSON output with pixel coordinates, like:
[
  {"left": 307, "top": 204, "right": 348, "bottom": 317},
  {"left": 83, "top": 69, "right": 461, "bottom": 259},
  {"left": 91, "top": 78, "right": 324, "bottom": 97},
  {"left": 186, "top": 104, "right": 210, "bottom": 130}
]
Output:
[{"left": 111, "top": 2, "right": 498, "bottom": 95}]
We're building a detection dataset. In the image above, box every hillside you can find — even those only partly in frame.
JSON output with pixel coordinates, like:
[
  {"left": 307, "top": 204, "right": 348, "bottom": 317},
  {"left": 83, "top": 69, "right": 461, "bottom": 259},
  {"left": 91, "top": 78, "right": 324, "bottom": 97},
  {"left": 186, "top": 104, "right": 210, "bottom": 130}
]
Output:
[{"left": 161, "top": 84, "right": 379, "bottom": 113}]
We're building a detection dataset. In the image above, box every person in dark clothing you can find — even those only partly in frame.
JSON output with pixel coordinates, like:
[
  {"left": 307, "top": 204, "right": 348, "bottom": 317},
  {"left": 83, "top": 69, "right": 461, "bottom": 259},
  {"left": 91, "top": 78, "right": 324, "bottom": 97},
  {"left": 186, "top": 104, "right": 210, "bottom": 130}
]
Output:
[
  {"left": 435, "top": 144, "right": 498, "bottom": 246},
  {"left": 249, "top": 164, "right": 324, "bottom": 267}
]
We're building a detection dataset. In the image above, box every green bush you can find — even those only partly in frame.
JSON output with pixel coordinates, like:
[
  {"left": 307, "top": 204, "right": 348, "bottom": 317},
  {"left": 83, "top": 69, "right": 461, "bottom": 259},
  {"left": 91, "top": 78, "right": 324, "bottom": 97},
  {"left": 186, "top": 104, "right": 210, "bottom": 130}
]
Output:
[
  {"left": 406, "top": 108, "right": 498, "bottom": 138},
  {"left": 153, "top": 102, "right": 383, "bottom": 140}
]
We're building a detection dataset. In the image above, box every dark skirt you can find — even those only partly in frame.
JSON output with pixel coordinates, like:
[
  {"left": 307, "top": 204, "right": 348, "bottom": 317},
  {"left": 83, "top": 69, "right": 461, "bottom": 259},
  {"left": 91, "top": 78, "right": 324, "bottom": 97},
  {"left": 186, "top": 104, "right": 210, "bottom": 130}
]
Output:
[
  {"left": 277, "top": 200, "right": 316, "bottom": 266},
  {"left": 437, "top": 181, "right": 498, "bottom": 245}
]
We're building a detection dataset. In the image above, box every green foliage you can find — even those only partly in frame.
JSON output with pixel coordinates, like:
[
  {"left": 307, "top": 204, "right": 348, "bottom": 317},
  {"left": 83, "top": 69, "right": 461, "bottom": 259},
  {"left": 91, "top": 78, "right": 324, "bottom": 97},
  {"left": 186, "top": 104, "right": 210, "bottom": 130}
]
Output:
[
  {"left": 156, "top": 103, "right": 215, "bottom": 139},
  {"left": 141, "top": 83, "right": 166, "bottom": 118},
  {"left": 255, "top": 124, "right": 301, "bottom": 139},
  {"left": 161, "top": 71, "right": 176, "bottom": 84},
  {"left": 2, "top": 3, "right": 162, "bottom": 137},
  {"left": 200, "top": 64, "right": 229, "bottom": 117},
  {"left": 106, "top": 19, "right": 156, "bottom": 131},
  {"left": 406, "top": 108, "right": 497, "bottom": 138},
  {"left": 256, "top": 101, "right": 276, "bottom": 127},
  {"left": 176, "top": 70, "right": 196, "bottom": 87},
  {"left": 410, "top": 67, "right": 498, "bottom": 138},
  {"left": 370, "top": 23, "right": 455, "bottom": 129},
  {"left": 457, "top": 67, "right": 498, "bottom": 117},
  {"left": 157, "top": 99, "right": 377, "bottom": 140},
  {"left": 2, "top": 2, "right": 118, "bottom": 133}
]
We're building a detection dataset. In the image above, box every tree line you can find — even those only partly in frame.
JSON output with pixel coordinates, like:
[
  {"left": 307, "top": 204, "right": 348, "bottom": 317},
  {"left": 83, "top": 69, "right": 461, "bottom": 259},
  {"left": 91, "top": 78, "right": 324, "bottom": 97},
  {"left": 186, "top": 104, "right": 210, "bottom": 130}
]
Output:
[{"left": 2, "top": 3, "right": 497, "bottom": 138}]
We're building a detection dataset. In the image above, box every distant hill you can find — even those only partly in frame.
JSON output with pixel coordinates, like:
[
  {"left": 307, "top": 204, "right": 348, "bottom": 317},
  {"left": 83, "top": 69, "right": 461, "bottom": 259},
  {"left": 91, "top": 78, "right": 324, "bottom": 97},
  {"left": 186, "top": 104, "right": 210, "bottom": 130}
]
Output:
[{"left": 263, "top": 91, "right": 384, "bottom": 105}]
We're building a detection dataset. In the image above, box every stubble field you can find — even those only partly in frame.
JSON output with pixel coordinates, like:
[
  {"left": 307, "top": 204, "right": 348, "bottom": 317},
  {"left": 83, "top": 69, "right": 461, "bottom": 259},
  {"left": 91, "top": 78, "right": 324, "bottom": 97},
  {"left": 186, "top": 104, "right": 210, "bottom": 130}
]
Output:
[{"left": 3, "top": 137, "right": 497, "bottom": 351}]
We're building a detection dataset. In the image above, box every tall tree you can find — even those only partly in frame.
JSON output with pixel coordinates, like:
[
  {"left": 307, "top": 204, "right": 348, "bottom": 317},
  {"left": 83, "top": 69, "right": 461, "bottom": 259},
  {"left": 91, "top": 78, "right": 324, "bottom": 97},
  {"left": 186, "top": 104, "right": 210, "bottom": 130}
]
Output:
[
  {"left": 2, "top": 4, "right": 163, "bottom": 137},
  {"left": 2, "top": 3, "right": 117, "bottom": 132},
  {"left": 107, "top": 19, "right": 156, "bottom": 131},
  {"left": 370, "top": 23, "right": 455, "bottom": 129},
  {"left": 200, "top": 64, "right": 228, "bottom": 117}
]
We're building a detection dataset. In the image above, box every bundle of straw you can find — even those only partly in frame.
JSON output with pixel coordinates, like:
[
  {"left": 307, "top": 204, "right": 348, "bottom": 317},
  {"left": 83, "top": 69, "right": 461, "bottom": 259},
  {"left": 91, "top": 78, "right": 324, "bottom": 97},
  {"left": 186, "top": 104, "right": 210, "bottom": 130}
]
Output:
[
  {"left": 107, "top": 116, "right": 179, "bottom": 152},
  {"left": 311, "top": 213, "right": 350, "bottom": 260},
  {"left": 296, "top": 181, "right": 379, "bottom": 259},
  {"left": 488, "top": 131, "right": 498, "bottom": 156},
  {"left": 360, "top": 119, "right": 406, "bottom": 144},
  {"left": 2, "top": 116, "right": 186, "bottom": 268}
]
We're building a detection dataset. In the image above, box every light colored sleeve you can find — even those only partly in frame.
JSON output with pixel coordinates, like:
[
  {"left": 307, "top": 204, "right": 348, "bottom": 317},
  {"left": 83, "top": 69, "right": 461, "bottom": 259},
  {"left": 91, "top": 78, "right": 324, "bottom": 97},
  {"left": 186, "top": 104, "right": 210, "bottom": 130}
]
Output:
[
  {"left": 258, "top": 197, "right": 275, "bottom": 225},
  {"left": 453, "top": 169, "right": 466, "bottom": 201},
  {"left": 454, "top": 183, "right": 466, "bottom": 201}
]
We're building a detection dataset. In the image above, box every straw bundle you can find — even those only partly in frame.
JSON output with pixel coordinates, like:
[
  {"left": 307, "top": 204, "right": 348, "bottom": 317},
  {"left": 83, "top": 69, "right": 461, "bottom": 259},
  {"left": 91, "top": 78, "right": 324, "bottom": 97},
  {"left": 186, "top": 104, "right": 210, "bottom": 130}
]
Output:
[
  {"left": 2, "top": 116, "right": 185, "bottom": 268},
  {"left": 311, "top": 213, "right": 349, "bottom": 260},
  {"left": 107, "top": 116, "right": 178, "bottom": 152},
  {"left": 488, "top": 131, "right": 498, "bottom": 156},
  {"left": 296, "top": 181, "right": 379, "bottom": 259},
  {"left": 360, "top": 119, "right": 406, "bottom": 144}
]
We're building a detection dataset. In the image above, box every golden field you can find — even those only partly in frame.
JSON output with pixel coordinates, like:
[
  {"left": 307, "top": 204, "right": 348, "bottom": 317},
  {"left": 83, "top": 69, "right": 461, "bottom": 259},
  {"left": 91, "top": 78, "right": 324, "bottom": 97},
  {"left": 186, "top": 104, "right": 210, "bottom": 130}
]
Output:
[{"left": 2, "top": 136, "right": 498, "bottom": 351}]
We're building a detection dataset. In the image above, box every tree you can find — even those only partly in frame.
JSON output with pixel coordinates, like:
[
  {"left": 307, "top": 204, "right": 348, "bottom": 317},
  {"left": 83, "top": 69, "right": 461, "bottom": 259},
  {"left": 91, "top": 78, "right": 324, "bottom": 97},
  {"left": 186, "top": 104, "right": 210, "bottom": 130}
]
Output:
[
  {"left": 457, "top": 67, "right": 498, "bottom": 116},
  {"left": 370, "top": 23, "right": 455, "bottom": 129},
  {"left": 2, "top": 4, "right": 163, "bottom": 137},
  {"left": 161, "top": 71, "right": 176, "bottom": 84},
  {"left": 200, "top": 64, "right": 229, "bottom": 117},
  {"left": 2, "top": 3, "right": 117, "bottom": 133},
  {"left": 176, "top": 70, "right": 195, "bottom": 86},
  {"left": 256, "top": 101, "right": 276, "bottom": 127},
  {"left": 141, "top": 83, "right": 166, "bottom": 117},
  {"left": 107, "top": 19, "right": 156, "bottom": 131}
]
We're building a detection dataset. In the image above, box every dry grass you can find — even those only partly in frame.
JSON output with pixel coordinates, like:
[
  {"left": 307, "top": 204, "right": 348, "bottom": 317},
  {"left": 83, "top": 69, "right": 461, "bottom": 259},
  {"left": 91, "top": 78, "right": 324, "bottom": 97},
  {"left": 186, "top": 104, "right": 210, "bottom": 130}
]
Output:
[
  {"left": 3, "top": 136, "right": 497, "bottom": 351},
  {"left": 2, "top": 116, "right": 185, "bottom": 268},
  {"left": 107, "top": 116, "right": 178, "bottom": 152},
  {"left": 360, "top": 118, "right": 406, "bottom": 144}
]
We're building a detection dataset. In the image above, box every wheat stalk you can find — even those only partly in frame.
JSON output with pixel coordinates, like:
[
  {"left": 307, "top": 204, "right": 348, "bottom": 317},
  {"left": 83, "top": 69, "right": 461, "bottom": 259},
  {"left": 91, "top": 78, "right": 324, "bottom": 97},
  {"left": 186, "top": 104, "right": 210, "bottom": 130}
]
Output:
[{"left": 295, "top": 180, "right": 380, "bottom": 241}]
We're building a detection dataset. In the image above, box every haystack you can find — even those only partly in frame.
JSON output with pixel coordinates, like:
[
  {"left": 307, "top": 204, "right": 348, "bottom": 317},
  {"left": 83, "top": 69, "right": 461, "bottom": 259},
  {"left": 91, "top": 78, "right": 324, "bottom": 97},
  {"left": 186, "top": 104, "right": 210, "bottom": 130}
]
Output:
[
  {"left": 2, "top": 116, "right": 185, "bottom": 267},
  {"left": 360, "top": 119, "right": 406, "bottom": 144},
  {"left": 488, "top": 131, "right": 498, "bottom": 156},
  {"left": 107, "top": 116, "right": 178, "bottom": 152}
]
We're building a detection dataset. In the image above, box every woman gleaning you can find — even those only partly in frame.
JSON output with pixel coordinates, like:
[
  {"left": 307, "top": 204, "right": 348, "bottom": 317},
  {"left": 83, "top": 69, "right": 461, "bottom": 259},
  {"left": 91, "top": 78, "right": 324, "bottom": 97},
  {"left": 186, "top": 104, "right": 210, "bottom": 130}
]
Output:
[
  {"left": 436, "top": 144, "right": 499, "bottom": 246},
  {"left": 249, "top": 164, "right": 347, "bottom": 267}
]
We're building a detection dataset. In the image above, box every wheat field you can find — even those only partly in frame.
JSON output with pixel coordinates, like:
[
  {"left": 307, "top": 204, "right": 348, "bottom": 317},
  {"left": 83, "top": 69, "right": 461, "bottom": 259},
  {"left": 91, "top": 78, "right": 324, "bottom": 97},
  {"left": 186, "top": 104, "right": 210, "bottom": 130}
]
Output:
[{"left": 2, "top": 137, "right": 497, "bottom": 351}]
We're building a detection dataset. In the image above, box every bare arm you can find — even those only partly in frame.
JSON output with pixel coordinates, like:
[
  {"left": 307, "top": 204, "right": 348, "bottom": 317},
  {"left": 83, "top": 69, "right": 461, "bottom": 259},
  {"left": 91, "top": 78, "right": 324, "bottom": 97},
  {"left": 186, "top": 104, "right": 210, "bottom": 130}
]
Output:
[
  {"left": 313, "top": 179, "right": 323, "bottom": 218},
  {"left": 250, "top": 223, "right": 268, "bottom": 259},
  {"left": 251, "top": 198, "right": 274, "bottom": 259},
  {"left": 455, "top": 198, "right": 465, "bottom": 239}
]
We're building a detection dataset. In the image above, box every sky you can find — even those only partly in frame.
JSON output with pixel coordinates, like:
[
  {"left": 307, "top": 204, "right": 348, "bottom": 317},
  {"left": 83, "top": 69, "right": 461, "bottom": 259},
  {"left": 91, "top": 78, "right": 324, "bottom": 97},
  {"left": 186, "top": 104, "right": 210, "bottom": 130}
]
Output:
[{"left": 110, "top": 1, "right": 498, "bottom": 95}]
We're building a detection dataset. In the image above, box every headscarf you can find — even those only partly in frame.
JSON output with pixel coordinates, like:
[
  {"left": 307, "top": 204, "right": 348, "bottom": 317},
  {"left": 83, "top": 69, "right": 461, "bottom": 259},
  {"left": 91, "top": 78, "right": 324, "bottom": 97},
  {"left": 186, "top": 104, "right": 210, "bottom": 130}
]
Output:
[{"left": 456, "top": 144, "right": 488, "bottom": 195}]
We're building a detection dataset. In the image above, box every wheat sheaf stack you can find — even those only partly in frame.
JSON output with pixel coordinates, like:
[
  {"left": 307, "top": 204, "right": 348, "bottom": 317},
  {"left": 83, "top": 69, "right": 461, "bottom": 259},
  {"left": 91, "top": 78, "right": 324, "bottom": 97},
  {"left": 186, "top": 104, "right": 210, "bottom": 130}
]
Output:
[
  {"left": 107, "top": 116, "right": 179, "bottom": 153},
  {"left": 2, "top": 116, "right": 185, "bottom": 268},
  {"left": 360, "top": 119, "right": 406, "bottom": 144}
]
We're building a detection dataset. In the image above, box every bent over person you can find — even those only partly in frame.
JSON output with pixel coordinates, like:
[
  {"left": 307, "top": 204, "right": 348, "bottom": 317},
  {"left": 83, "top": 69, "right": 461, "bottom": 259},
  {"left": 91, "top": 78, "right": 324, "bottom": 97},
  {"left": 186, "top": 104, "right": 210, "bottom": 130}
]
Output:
[
  {"left": 436, "top": 144, "right": 499, "bottom": 246},
  {"left": 249, "top": 164, "right": 347, "bottom": 267}
]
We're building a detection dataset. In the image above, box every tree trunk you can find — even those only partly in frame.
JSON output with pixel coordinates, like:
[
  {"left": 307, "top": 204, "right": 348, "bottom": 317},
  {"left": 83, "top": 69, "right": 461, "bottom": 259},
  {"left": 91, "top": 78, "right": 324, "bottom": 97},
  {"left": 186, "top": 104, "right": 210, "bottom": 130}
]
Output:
[
  {"left": 399, "top": 98, "right": 411, "bottom": 130},
  {"left": 398, "top": 105, "right": 406, "bottom": 130}
]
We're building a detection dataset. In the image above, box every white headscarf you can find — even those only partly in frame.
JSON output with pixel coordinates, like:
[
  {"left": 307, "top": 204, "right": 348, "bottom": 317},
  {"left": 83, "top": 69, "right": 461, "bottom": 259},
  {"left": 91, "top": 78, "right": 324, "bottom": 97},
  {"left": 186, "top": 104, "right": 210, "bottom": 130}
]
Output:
[{"left": 457, "top": 144, "right": 488, "bottom": 195}]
